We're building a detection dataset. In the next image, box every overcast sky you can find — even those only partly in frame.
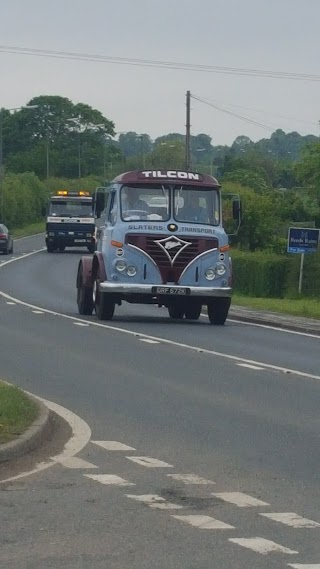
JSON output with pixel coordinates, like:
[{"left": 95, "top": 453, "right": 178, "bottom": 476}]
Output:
[{"left": 0, "top": 0, "right": 319, "bottom": 145}]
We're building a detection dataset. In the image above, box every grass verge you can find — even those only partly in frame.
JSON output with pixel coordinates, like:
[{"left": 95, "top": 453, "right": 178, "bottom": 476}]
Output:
[
  {"left": 232, "top": 294, "right": 320, "bottom": 320},
  {"left": 13, "top": 221, "right": 45, "bottom": 239},
  {"left": 0, "top": 381, "right": 39, "bottom": 444}
]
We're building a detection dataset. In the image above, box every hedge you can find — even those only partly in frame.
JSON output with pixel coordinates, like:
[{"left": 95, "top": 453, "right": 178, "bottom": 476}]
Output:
[{"left": 231, "top": 249, "right": 320, "bottom": 298}]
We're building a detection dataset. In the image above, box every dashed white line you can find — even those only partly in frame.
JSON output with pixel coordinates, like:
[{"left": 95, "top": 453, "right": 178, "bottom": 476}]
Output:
[
  {"left": 6, "top": 301, "right": 16, "bottom": 305},
  {"left": 32, "top": 310, "right": 44, "bottom": 314},
  {"left": 74, "top": 322, "right": 90, "bottom": 327},
  {"left": 139, "top": 339, "right": 160, "bottom": 344},
  {"left": 229, "top": 537, "right": 298, "bottom": 555},
  {"left": 167, "top": 473, "right": 216, "bottom": 485},
  {"left": 288, "top": 565, "right": 320, "bottom": 568},
  {"left": 237, "top": 363, "right": 265, "bottom": 371},
  {"left": 126, "top": 456, "right": 173, "bottom": 468},
  {"left": 84, "top": 474, "right": 135, "bottom": 486},
  {"left": 126, "top": 494, "right": 183, "bottom": 510},
  {"left": 212, "top": 492, "right": 269, "bottom": 508},
  {"left": 261, "top": 512, "right": 320, "bottom": 528},
  {"left": 92, "top": 440, "right": 136, "bottom": 451},
  {"left": 59, "top": 457, "right": 98, "bottom": 469},
  {"left": 173, "top": 515, "right": 234, "bottom": 530}
]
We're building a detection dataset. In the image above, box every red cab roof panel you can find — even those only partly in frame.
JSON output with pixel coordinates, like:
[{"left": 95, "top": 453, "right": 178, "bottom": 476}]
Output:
[{"left": 112, "top": 170, "right": 220, "bottom": 187}]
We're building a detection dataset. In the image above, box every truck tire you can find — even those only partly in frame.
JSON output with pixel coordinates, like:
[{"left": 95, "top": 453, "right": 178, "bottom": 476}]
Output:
[
  {"left": 87, "top": 243, "right": 96, "bottom": 254},
  {"left": 77, "top": 271, "right": 94, "bottom": 316},
  {"left": 168, "top": 305, "right": 184, "bottom": 319},
  {"left": 59, "top": 245, "right": 65, "bottom": 252},
  {"left": 94, "top": 269, "right": 115, "bottom": 320},
  {"left": 207, "top": 298, "right": 231, "bottom": 325},
  {"left": 185, "top": 302, "right": 202, "bottom": 320},
  {"left": 47, "top": 244, "right": 54, "bottom": 253}
]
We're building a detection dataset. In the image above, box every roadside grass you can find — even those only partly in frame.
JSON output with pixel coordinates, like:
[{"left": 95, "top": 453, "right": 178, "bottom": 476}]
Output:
[
  {"left": 0, "top": 381, "right": 39, "bottom": 444},
  {"left": 12, "top": 222, "right": 45, "bottom": 239},
  {"left": 233, "top": 294, "right": 320, "bottom": 320}
]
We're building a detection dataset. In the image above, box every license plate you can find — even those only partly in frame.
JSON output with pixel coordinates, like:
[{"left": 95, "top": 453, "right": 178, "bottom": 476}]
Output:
[
  {"left": 153, "top": 286, "right": 190, "bottom": 295},
  {"left": 74, "top": 239, "right": 86, "bottom": 243}
]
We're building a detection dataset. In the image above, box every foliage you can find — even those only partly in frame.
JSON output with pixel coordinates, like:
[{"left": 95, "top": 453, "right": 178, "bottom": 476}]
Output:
[{"left": 0, "top": 381, "right": 38, "bottom": 444}]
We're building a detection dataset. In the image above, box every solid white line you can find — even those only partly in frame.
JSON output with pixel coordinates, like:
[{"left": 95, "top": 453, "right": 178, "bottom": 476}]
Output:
[
  {"left": 0, "top": 393, "right": 92, "bottom": 484},
  {"left": 0, "top": 248, "right": 45, "bottom": 269},
  {"left": 260, "top": 512, "right": 320, "bottom": 528},
  {"left": 126, "top": 456, "right": 173, "bottom": 468},
  {"left": 212, "top": 492, "right": 269, "bottom": 508},
  {"left": 85, "top": 474, "right": 135, "bottom": 486},
  {"left": 288, "top": 565, "right": 320, "bottom": 568},
  {"left": 237, "top": 363, "right": 265, "bottom": 371},
  {"left": 173, "top": 515, "right": 234, "bottom": 530},
  {"left": 167, "top": 473, "right": 216, "bottom": 485},
  {"left": 126, "top": 494, "right": 183, "bottom": 510},
  {"left": 14, "top": 232, "right": 45, "bottom": 242},
  {"left": 1, "top": 252, "right": 320, "bottom": 382},
  {"left": 59, "top": 457, "right": 98, "bottom": 469},
  {"left": 229, "top": 537, "right": 298, "bottom": 555},
  {"left": 92, "top": 441, "right": 136, "bottom": 451},
  {"left": 139, "top": 339, "right": 160, "bottom": 344}
]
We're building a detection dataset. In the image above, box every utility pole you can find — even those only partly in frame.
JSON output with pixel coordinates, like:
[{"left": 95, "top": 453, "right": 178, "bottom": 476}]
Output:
[
  {"left": 185, "top": 90, "right": 191, "bottom": 171},
  {"left": 0, "top": 109, "right": 4, "bottom": 221}
]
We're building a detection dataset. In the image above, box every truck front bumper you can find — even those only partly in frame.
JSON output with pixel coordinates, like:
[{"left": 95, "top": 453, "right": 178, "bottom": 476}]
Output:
[{"left": 99, "top": 282, "right": 232, "bottom": 297}]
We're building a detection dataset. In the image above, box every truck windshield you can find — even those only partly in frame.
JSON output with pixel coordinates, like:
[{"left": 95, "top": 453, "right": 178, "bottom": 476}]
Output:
[
  {"left": 49, "top": 200, "right": 93, "bottom": 217},
  {"left": 121, "top": 185, "right": 170, "bottom": 221},
  {"left": 174, "top": 186, "right": 220, "bottom": 225}
]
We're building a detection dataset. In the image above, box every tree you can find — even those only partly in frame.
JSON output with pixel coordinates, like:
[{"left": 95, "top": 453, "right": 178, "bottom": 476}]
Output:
[{"left": 150, "top": 140, "right": 185, "bottom": 169}]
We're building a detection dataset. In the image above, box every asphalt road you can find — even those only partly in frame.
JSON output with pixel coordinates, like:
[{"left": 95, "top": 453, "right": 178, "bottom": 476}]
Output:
[{"left": 0, "top": 234, "right": 319, "bottom": 569}]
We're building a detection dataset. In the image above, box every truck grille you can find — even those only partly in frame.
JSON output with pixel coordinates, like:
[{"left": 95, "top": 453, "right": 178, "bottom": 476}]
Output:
[{"left": 126, "top": 233, "right": 218, "bottom": 283}]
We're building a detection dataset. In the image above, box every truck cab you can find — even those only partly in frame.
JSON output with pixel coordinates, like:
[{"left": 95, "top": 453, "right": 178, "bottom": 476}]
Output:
[
  {"left": 46, "top": 190, "right": 96, "bottom": 253},
  {"left": 76, "top": 170, "right": 240, "bottom": 325}
]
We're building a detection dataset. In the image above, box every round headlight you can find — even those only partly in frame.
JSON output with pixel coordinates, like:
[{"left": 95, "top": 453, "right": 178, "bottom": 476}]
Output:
[
  {"left": 215, "top": 262, "right": 227, "bottom": 276},
  {"left": 115, "top": 259, "right": 127, "bottom": 272},
  {"left": 126, "top": 265, "right": 137, "bottom": 277},
  {"left": 205, "top": 268, "right": 216, "bottom": 281}
]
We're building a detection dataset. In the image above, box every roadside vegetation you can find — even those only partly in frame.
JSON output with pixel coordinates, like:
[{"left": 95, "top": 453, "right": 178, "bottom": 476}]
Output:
[{"left": 0, "top": 381, "right": 39, "bottom": 444}]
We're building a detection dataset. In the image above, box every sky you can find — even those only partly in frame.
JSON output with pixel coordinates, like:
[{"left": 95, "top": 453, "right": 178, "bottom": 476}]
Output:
[{"left": 0, "top": 0, "right": 319, "bottom": 146}]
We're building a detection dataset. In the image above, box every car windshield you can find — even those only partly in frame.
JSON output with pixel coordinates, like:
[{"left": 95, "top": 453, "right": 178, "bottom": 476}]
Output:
[
  {"left": 174, "top": 186, "right": 220, "bottom": 225},
  {"left": 49, "top": 200, "right": 93, "bottom": 217},
  {"left": 121, "top": 185, "right": 170, "bottom": 221}
]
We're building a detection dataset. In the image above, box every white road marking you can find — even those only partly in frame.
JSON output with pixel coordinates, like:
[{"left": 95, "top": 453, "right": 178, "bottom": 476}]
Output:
[
  {"left": 167, "top": 473, "right": 215, "bottom": 485},
  {"left": 229, "top": 537, "right": 298, "bottom": 555},
  {"left": 1, "top": 252, "right": 320, "bottom": 382},
  {"left": 126, "top": 494, "right": 183, "bottom": 510},
  {"left": 92, "top": 440, "right": 136, "bottom": 451},
  {"left": 59, "top": 457, "right": 98, "bottom": 469},
  {"left": 261, "top": 512, "right": 320, "bottom": 528},
  {"left": 139, "top": 339, "right": 160, "bottom": 344},
  {"left": 212, "top": 492, "right": 269, "bottom": 508},
  {"left": 6, "top": 301, "right": 16, "bottom": 305},
  {"left": 32, "top": 310, "right": 44, "bottom": 314},
  {"left": 74, "top": 322, "right": 90, "bottom": 327},
  {"left": 289, "top": 565, "right": 320, "bottom": 568},
  {"left": 126, "top": 456, "right": 173, "bottom": 468},
  {"left": 0, "top": 393, "right": 92, "bottom": 484},
  {"left": 173, "top": 515, "right": 234, "bottom": 530},
  {"left": 237, "top": 363, "right": 265, "bottom": 371},
  {"left": 85, "top": 474, "right": 135, "bottom": 486}
]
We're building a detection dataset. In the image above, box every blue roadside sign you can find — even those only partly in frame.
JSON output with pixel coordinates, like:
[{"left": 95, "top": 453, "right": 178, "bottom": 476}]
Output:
[{"left": 287, "top": 227, "right": 319, "bottom": 254}]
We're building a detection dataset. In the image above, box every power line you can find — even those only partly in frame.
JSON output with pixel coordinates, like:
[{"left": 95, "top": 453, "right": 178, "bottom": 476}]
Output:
[
  {"left": 1, "top": 44, "right": 320, "bottom": 82},
  {"left": 191, "top": 95, "right": 275, "bottom": 132}
]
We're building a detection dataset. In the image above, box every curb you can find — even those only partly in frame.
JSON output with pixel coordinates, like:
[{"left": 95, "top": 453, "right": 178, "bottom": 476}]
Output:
[
  {"left": 0, "top": 393, "right": 52, "bottom": 463},
  {"left": 228, "top": 308, "right": 320, "bottom": 336}
]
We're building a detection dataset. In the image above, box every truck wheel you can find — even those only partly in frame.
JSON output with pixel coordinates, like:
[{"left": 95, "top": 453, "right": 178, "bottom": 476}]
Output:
[
  {"left": 59, "top": 245, "right": 65, "bottom": 252},
  {"left": 207, "top": 298, "right": 231, "bottom": 325},
  {"left": 77, "top": 272, "right": 94, "bottom": 315},
  {"left": 47, "top": 244, "right": 54, "bottom": 253},
  {"left": 94, "top": 270, "right": 115, "bottom": 320},
  {"left": 168, "top": 305, "right": 184, "bottom": 319},
  {"left": 87, "top": 243, "right": 96, "bottom": 254},
  {"left": 185, "top": 302, "right": 202, "bottom": 320}
]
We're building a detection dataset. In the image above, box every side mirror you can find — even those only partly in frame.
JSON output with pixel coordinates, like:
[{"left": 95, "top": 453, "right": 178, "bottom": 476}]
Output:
[
  {"left": 41, "top": 206, "right": 47, "bottom": 217},
  {"left": 232, "top": 199, "right": 242, "bottom": 221}
]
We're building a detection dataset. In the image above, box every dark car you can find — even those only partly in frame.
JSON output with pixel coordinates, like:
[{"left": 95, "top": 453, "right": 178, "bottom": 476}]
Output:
[{"left": 0, "top": 224, "right": 13, "bottom": 255}]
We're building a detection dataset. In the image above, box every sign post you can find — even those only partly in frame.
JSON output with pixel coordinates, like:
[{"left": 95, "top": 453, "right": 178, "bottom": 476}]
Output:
[{"left": 287, "top": 227, "right": 319, "bottom": 294}]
